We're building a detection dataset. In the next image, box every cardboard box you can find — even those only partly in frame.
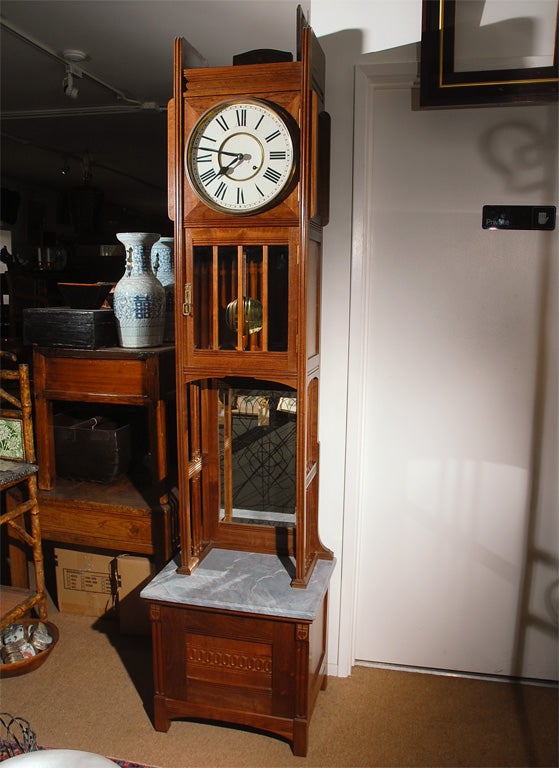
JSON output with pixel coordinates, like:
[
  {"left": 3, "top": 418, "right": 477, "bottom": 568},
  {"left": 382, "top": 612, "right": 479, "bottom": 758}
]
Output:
[
  {"left": 54, "top": 549, "right": 154, "bottom": 633},
  {"left": 55, "top": 548, "right": 116, "bottom": 617}
]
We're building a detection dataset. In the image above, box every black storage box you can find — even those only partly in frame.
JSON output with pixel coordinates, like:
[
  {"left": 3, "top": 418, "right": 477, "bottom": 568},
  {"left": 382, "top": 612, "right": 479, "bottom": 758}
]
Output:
[
  {"left": 23, "top": 307, "right": 117, "bottom": 349},
  {"left": 54, "top": 413, "right": 132, "bottom": 483}
]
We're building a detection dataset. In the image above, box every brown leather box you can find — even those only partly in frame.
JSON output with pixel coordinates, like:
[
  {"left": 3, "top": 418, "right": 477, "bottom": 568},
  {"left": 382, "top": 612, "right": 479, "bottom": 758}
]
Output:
[{"left": 53, "top": 412, "right": 131, "bottom": 483}]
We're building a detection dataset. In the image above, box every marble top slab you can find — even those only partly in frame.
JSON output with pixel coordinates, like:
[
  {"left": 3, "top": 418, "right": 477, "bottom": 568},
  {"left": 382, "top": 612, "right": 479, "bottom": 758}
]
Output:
[{"left": 141, "top": 548, "right": 336, "bottom": 621}]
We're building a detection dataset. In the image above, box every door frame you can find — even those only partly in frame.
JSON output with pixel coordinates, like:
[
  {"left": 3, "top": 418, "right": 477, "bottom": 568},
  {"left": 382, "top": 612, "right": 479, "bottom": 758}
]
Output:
[{"left": 338, "top": 58, "right": 420, "bottom": 677}]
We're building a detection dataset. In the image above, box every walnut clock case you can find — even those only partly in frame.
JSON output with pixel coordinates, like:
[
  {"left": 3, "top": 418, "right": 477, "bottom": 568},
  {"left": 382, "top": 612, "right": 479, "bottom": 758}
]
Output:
[
  {"left": 170, "top": 12, "right": 332, "bottom": 587},
  {"left": 143, "top": 11, "right": 335, "bottom": 756}
]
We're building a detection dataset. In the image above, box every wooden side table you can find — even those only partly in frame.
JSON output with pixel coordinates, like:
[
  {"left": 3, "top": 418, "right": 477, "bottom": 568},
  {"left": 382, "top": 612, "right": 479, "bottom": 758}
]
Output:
[{"left": 26, "top": 345, "right": 179, "bottom": 566}]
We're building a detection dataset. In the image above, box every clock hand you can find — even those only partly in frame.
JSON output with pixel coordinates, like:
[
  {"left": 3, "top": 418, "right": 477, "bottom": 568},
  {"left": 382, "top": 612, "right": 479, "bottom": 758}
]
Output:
[
  {"left": 198, "top": 147, "right": 241, "bottom": 158},
  {"left": 217, "top": 153, "right": 245, "bottom": 176}
]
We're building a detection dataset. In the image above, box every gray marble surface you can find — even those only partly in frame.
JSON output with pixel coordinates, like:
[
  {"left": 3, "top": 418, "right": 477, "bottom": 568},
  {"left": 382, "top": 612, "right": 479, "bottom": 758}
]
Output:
[{"left": 141, "top": 548, "right": 336, "bottom": 621}]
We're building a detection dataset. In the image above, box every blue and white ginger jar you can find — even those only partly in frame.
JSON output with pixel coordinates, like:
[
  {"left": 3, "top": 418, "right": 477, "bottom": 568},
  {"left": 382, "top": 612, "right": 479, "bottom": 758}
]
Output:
[
  {"left": 113, "top": 232, "right": 165, "bottom": 348},
  {"left": 151, "top": 236, "right": 175, "bottom": 343}
]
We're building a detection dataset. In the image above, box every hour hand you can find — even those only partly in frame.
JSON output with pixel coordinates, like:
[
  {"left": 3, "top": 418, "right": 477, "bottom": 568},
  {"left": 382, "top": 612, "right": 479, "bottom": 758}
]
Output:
[{"left": 217, "top": 153, "right": 245, "bottom": 176}]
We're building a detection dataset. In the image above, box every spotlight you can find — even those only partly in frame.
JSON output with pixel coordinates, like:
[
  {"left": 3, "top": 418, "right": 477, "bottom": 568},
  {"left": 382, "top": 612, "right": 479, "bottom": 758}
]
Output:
[
  {"left": 63, "top": 70, "right": 78, "bottom": 98},
  {"left": 63, "top": 64, "right": 81, "bottom": 99}
]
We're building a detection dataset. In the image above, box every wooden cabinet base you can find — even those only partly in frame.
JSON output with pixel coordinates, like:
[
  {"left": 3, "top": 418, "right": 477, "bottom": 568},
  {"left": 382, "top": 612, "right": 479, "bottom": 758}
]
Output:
[
  {"left": 37, "top": 479, "right": 178, "bottom": 565},
  {"left": 146, "top": 596, "right": 328, "bottom": 756},
  {"left": 7, "top": 480, "right": 179, "bottom": 574}
]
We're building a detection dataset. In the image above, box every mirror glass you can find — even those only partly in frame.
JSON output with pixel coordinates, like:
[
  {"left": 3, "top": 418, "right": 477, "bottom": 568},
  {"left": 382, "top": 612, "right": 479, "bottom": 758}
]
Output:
[{"left": 218, "top": 383, "right": 296, "bottom": 526}]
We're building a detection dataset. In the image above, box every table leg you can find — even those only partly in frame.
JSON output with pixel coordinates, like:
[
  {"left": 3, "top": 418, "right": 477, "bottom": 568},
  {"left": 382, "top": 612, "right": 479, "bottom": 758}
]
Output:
[
  {"left": 7, "top": 529, "right": 29, "bottom": 588},
  {"left": 148, "top": 399, "right": 168, "bottom": 505},
  {"left": 33, "top": 350, "right": 55, "bottom": 490}
]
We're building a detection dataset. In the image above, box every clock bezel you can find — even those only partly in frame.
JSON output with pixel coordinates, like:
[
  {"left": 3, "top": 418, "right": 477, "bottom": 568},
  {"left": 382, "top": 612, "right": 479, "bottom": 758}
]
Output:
[{"left": 185, "top": 97, "right": 300, "bottom": 216}]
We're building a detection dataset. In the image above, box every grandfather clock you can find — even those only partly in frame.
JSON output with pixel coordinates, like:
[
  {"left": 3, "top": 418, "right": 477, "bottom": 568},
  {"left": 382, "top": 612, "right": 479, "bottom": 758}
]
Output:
[
  {"left": 142, "top": 9, "right": 335, "bottom": 755},
  {"left": 172, "top": 7, "right": 332, "bottom": 586}
]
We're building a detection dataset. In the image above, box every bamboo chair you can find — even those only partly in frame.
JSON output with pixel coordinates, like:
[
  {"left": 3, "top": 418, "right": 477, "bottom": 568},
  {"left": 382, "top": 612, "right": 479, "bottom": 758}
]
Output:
[{"left": 0, "top": 350, "right": 48, "bottom": 629}]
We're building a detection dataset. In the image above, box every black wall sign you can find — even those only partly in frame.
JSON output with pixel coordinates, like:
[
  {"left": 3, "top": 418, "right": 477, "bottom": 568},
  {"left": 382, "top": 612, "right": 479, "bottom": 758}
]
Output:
[{"left": 482, "top": 205, "right": 556, "bottom": 231}]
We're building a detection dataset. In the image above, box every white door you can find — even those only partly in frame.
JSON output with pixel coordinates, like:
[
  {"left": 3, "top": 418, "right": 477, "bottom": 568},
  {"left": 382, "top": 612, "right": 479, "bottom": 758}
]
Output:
[{"left": 349, "top": 63, "right": 558, "bottom": 680}]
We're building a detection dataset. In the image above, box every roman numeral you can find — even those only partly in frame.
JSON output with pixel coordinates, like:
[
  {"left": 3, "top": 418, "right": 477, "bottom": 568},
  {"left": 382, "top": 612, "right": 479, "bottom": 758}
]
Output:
[
  {"left": 196, "top": 153, "right": 212, "bottom": 163},
  {"left": 200, "top": 168, "right": 217, "bottom": 185},
  {"left": 263, "top": 167, "right": 282, "bottom": 184},
  {"left": 215, "top": 181, "right": 228, "bottom": 200},
  {"left": 216, "top": 115, "right": 229, "bottom": 131},
  {"left": 201, "top": 135, "right": 216, "bottom": 143},
  {"left": 236, "top": 109, "right": 246, "bottom": 126},
  {"left": 236, "top": 188, "right": 245, "bottom": 205},
  {"left": 265, "top": 130, "right": 281, "bottom": 143},
  {"left": 255, "top": 115, "right": 264, "bottom": 130},
  {"left": 269, "top": 151, "right": 287, "bottom": 160},
  {"left": 255, "top": 184, "right": 265, "bottom": 198}
]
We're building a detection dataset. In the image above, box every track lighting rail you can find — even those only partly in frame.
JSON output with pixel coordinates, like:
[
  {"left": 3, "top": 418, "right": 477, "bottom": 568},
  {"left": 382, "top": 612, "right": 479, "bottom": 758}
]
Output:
[{"left": 0, "top": 16, "right": 166, "bottom": 115}]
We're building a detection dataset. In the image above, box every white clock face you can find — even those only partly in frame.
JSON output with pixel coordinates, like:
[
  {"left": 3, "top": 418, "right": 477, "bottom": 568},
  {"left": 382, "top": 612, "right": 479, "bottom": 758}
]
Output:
[{"left": 186, "top": 99, "right": 297, "bottom": 214}]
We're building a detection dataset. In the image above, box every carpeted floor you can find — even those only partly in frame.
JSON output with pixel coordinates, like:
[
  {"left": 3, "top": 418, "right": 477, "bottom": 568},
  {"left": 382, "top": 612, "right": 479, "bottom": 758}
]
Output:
[{"left": 1, "top": 603, "right": 557, "bottom": 768}]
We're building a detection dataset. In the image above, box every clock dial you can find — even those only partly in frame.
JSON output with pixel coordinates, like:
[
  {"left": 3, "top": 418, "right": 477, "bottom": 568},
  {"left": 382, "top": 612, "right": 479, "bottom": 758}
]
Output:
[{"left": 186, "top": 99, "right": 297, "bottom": 214}]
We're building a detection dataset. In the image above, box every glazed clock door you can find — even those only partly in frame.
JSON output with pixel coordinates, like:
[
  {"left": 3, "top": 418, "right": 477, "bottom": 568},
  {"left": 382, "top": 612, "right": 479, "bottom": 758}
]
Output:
[{"left": 181, "top": 228, "right": 299, "bottom": 378}]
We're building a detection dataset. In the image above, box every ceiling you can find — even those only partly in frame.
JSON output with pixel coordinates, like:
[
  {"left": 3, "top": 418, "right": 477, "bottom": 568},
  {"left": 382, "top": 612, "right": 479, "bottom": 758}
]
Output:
[{"left": 0, "top": 0, "right": 301, "bottom": 225}]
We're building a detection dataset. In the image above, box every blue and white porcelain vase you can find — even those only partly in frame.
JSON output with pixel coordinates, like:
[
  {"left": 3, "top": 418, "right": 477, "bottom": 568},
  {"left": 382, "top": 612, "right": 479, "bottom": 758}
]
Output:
[
  {"left": 113, "top": 232, "right": 165, "bottom": 348},
  {"left": 151, "top": 236, "right": 175, "bottom": 342}
]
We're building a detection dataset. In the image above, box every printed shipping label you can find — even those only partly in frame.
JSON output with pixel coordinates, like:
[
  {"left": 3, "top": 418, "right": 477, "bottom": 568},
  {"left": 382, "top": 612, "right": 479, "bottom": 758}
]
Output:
[{"left": 62, "top": 568, "right": 112, "bottom": 594}]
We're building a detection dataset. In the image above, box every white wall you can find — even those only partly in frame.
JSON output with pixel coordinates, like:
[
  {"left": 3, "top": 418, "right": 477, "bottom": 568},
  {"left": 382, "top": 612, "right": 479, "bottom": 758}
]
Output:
[
  {"left": 310, "top": 0, "right": 558, "bottom": 679},
  {"left": 310, "top": 0, "right": 424, "bottom": 676}
]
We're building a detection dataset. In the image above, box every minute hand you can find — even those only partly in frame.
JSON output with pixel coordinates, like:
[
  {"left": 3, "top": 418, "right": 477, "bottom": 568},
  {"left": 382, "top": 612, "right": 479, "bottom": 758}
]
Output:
[{"left": 198, "top": 147, "right": 241, "bottom": 158}]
